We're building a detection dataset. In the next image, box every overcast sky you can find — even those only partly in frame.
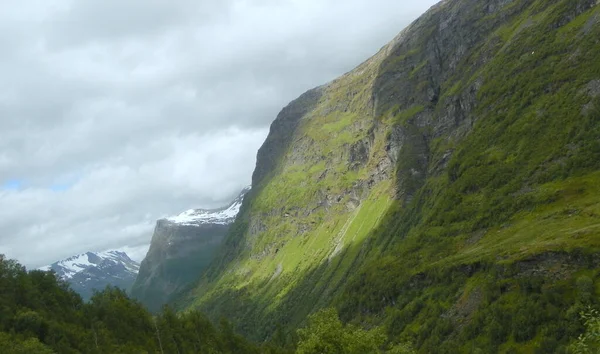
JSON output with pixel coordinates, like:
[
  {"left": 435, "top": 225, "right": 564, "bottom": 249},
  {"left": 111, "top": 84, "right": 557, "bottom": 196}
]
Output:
[{"left": 0, "top": 0, "right": 438, "bottom": 268}]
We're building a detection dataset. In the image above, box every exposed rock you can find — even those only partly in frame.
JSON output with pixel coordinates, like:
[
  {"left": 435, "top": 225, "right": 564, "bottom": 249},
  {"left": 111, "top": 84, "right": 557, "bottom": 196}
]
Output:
[
  {"left": 512, "top": 251, "right": 597, "bottom": 280},
  {"left": 586, "top": 79, "right": 600, "bottom": 97},
  {"left": 252, "top": 88, "right": 324, "bottom": 187},
  {"left": 443, "top": 287, "right": 484, "bottom": 329}
]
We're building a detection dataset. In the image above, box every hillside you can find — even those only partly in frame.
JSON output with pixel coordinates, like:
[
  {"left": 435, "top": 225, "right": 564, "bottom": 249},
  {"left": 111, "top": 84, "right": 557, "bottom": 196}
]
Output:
[{"left": 178, "top": 0, "right": 600, "bottom": 352}]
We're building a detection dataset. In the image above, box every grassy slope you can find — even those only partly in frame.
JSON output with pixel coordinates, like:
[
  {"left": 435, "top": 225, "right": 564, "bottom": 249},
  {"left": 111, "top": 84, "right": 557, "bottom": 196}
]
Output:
[
  {"left": 180, "top": 39, "right": 400, "bottom": 339},
  {"left": 181, "top": 0, "right": 600, "bottom": 352}
]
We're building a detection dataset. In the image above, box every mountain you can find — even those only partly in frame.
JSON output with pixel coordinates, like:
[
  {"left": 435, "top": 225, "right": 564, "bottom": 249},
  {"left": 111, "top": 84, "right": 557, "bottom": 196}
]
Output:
[
  {"left": 131, "top": 187, "right": 250, "bottom": 312},
  {"left": 41, "top": 250, "right": 140, "bottom": 301},
  {"left": 173, "top": 0, "right": 600, "bottom": 351}
]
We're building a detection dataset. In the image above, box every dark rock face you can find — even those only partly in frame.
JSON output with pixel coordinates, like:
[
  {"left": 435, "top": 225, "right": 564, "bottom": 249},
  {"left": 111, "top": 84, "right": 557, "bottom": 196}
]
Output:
[
  {"left": 43, "top": 251, "right": 140, "bottom": 301},
  {"left": 131, "top": 188, "right": 249, "bottom": 312},
  {"left": 251, "top": 87, "right": 324, "bottom": 188},
  {"left": 131, "top": 222, "right": 229, "bottom": 312}
]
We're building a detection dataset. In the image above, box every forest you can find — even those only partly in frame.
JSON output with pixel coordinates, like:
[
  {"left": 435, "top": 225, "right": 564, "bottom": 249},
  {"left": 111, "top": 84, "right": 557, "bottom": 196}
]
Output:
[
  {"left": 0, "top": 255, "right": 283, "bottom": 353},
  {"left": 1, "top": 254, "right": 599, "bottom": 353}
]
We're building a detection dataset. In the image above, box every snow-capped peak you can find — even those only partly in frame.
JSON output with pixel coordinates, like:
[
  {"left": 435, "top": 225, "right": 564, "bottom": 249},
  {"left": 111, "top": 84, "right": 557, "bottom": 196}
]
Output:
[
  {"left": 54, "top": 253, "right": 96, "bottom": 279},
  {"left": 166, "top": 198, "right": 242, "bottom": 225},
  {"left": 41, "top": 250, "right": 139, "bottom": 280},
  {"left": 165, "top": 186, "right": 250, "bottom": 226},
  {"left": 38, "top": 248, "right": 143, "bottom": 301}
]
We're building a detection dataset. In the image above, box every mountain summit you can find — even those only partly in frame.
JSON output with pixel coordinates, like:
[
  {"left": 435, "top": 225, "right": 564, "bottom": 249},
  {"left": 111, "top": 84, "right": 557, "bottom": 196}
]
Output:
[{"left": 41, "top": 250, "right": 140, "bottom": 301}]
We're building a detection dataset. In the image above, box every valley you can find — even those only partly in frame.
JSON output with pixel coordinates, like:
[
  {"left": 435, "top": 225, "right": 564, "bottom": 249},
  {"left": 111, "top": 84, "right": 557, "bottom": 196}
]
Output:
[{"left": 1, "top": 0, "right": 600, "bottom": 352}]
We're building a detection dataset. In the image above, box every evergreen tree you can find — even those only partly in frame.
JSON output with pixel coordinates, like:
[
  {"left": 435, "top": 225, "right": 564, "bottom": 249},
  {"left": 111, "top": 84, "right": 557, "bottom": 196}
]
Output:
[{"left": 0, "top": 255, "right": 282, "bottom": 354}]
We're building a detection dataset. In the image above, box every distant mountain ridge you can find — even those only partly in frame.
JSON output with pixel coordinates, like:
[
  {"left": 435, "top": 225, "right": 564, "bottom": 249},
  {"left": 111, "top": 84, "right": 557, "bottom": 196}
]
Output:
[
  {"left": 41, "top": 250, "right": 140, "bottom": 301},
  {"left": 131, "top": 187, "right": 250, "bottom": 312}
]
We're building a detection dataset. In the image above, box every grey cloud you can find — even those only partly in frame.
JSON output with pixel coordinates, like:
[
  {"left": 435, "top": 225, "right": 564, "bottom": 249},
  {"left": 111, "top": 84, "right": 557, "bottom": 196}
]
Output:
[
  {"left": 1, "top": 128, "right": 267, "bottom": 266},
  {"left": 44, "top": 0, "right": 227, "bottom": 47},
  {"left": 0, "top": 0, "right": 438, "bottom": 268}
]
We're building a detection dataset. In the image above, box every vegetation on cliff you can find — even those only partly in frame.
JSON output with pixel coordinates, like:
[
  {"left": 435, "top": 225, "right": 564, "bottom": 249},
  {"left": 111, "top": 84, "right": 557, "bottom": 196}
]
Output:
[{"left": 177, "top": 0, "right": 600, "bottom": 352}]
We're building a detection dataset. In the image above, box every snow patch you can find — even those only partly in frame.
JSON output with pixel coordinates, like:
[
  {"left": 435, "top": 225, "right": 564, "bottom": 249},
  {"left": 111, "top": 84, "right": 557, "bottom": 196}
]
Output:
[
  {"left": 59, "top": 253, "right": 95, "bottom": 279},
  {"left": 166, "top": 186, "right": 249, "bottom": 226},
  {"left": 39, "top": 249, "right": 140, "bottom": 280},
  {"left": 166, "top": 199, "right": 243, "bottom": 226}
]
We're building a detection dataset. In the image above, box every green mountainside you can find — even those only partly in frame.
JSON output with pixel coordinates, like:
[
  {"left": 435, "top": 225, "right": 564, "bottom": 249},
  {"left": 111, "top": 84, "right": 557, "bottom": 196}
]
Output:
[{"left": 177, "top": 0, "right": 600, "bottom": 352}]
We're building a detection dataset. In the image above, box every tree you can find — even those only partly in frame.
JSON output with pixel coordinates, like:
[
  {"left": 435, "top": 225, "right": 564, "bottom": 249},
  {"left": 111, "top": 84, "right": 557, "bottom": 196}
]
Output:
[
  {"left": 570, "top": 307, "right": 600, "bottom": 354},
  {"left": 296, "top": 308, "right": 413, "bottom": 354},
  {"left": 0, "top": 332, "right": 54, "bottom": 354},
  {"left": 0, "top": 255, "right": 277, "bottom": 353}
]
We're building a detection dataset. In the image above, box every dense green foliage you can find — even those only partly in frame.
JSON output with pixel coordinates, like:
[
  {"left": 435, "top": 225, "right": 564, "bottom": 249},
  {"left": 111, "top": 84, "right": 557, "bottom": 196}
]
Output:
[
  {"left": 570, "top": 307, "right": 600, "bottom": 353},
  {"left": 0, "top": 254, "right": 426, "bottom": 353},
  {"left": 0, "top": 255, "right": 284, "bottom": 353},
  {"left": 296, "top": 308, "right": 414, "bottom": 354},
  {"left": 336, "top": 0, "right": 600, "bottom": 351}
]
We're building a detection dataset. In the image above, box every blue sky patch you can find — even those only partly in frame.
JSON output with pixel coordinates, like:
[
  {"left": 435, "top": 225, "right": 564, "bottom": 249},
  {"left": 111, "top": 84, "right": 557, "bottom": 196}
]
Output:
[{"left": 2, "top": 179, "right": 22, "bottom": 190}]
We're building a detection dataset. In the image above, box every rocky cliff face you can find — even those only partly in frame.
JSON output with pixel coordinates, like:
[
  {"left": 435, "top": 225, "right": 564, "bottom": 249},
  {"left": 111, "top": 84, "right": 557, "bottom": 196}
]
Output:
[
  {"left": 41, "top": 250, "right": 140, "bottom": 301},
  {"left": 131, "top": 187, "right": 249, "bottom": 312},
  {"left": 181, "top": 0, "right": 600, "bottom": 350}
]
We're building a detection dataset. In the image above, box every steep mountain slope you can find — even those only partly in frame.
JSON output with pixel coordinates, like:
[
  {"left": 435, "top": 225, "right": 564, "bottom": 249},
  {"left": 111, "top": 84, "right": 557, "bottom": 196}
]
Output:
[
  {"left": 131, "top": 187, "right": 250, "bottom": 312},
  {"left": 41, "top": 250, "right": 139, "bottom": 301},
  {"left": 180, "top": 0, "right": 600, "bottom": 351}
]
